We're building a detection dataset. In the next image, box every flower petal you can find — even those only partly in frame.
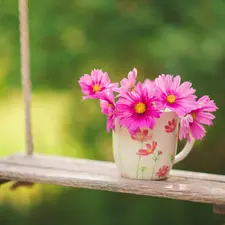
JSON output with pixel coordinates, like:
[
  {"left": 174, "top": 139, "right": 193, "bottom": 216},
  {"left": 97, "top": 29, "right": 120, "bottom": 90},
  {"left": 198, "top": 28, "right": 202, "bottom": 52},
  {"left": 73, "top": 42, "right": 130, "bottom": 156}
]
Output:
[{"left": 190, "top": 122, "right": 206, "bottom": 140}]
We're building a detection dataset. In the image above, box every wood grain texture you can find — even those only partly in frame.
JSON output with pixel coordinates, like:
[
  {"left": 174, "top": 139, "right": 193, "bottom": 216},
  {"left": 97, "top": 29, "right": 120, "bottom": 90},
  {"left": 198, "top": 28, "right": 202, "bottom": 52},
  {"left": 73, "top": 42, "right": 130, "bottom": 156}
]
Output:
[{"left": 0, "top": 153, "right": 225, "bottom": 204}]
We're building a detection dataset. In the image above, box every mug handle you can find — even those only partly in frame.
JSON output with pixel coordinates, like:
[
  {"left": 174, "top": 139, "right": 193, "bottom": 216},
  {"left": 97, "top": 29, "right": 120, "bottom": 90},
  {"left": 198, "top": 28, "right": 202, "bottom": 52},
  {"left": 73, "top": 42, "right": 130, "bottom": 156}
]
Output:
[{"left": 173, "top": 135, "right": 195, "bottom": 164}]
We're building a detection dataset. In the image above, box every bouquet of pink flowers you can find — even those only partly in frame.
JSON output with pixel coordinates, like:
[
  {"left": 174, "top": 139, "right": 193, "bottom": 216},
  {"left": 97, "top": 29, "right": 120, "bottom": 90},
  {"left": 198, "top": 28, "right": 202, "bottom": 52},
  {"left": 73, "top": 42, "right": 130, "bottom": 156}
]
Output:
[{"left": 78, "top": 68, "right": 218, "bottom": 142}]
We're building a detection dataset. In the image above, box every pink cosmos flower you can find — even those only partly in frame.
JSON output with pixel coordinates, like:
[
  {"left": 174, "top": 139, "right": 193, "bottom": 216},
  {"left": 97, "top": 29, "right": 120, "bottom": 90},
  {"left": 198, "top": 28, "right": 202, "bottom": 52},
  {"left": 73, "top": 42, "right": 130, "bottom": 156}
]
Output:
[
  {"left": 197, "top": 95, "right": 218, "bottom": 112},
  {"left": 131, "top": 129, "right": 153, "bottom": 142},
  {"left": 136, "top": 141, "right": 157, "bottom": 156},
  {"left": 156, "top": 165, "right": 170, "bottom": 177},
  {"left": 116, "top": 68, "right": 137, "bottom": 96},
  {"left": 143, "top": 79, "right": 157, "bottom": 97},
  {"left": 96, "top": 90, "right": 116, "bottom": 132},
  {"left": 165, "top": 119, "right": 177, "bottom": 133},
  {"left": 179, "top": 95, "right": 218, "bottom": 141},
  {"left": 116, "top": 82, "right": 163, "bottom": 132},
  {"left": 78, "top": 69, "right": 118, "bottom": 99},
  {"left": 154, "top": 74, "right": 197, "bottom": 116}
]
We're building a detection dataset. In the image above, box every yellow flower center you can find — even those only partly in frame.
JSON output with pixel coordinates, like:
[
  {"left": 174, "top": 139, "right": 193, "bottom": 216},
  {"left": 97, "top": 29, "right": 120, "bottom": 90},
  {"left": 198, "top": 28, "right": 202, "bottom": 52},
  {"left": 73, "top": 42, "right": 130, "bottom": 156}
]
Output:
[
  {"left": 191, "top": 112, "right": 197, "bottom": 120},
  {"left": 134, "top": 102, "right": 146, "bottom": 114},
  {"left": 128, "top": 87, "right": 135, "bottom": 92},
  {"left": 167, "top": 94, "right": 176, "bottom": 104},
  {"left": 128, "top": 86, "right": 135, "bottom": 92},
  {"left": 139, "top": 134, "right": 144, "bottom": 141},
  {"left": 127, "top": 82, "right": 135, "bottom": 92},
  {"left": 93, "top": 84, "right": 101, "bottom": 92}
]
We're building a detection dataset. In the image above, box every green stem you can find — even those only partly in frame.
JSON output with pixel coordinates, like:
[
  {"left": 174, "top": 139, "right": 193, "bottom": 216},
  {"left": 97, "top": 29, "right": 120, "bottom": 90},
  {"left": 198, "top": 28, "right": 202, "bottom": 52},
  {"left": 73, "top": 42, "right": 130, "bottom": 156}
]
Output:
[
  {"left": 136, "top": 156, "right": 141, "bottom": 179},
  {"left": 151, "top": 152, "right": 161, "bottom": 179},
  {"left": 141, "top": 170, "right": 144, "bottom": 179},
  {"left": 151, "top": 161, "right": 156, "bottom": 179},
  {"left": 136, "top": 141, "right": 143, "bottom": 179},
  {"left": 152, "top": 153, "right": 157, "bottom": 178}
]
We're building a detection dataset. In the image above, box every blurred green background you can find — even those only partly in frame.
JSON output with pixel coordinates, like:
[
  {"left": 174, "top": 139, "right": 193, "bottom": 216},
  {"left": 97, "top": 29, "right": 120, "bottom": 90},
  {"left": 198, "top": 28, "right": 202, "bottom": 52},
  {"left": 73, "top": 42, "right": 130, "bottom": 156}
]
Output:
[{"left": 0, "top": 0, "right": 225, "bottom": 224}]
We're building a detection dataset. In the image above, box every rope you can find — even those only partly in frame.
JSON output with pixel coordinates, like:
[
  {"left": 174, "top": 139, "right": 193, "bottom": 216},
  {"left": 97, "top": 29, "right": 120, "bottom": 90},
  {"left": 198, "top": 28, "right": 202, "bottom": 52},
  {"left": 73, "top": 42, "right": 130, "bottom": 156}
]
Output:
[{"left": 18, "top": 0, "right": 34, "bottom": 155}]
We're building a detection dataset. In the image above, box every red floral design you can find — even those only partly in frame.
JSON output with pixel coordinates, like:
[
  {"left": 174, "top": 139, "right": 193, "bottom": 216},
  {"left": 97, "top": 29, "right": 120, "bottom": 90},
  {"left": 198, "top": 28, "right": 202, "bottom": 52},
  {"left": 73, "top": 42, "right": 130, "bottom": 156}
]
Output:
[
  {"left": 137, "top": 141, "right": 157, "bottom": 156},
  {"left": 156, "top": 165, "right": 170, "bottom": 177},
  {"left": 165, "top": 119, "right": 177, "bottom": 133},
  {"left": 131, "top": 129, "right": 153, "bottom": 142}
]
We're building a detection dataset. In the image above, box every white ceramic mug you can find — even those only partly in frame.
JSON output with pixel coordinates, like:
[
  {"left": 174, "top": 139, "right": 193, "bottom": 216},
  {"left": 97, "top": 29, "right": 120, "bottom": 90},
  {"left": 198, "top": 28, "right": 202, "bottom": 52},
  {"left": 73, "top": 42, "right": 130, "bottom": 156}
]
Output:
[{"left": 112, "top": 111, "right": 195, "bottom": 180}]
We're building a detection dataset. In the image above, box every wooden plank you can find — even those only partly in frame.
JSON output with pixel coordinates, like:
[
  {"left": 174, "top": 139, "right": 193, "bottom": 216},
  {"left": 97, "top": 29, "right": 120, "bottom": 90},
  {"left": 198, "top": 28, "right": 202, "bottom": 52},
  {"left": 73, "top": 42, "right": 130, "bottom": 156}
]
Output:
[
  {"left": 0, "top": 153, "right": 225, "bottom": 204},
  {"left": 2, "top": 153, "right": 225, "bottom": 183}
]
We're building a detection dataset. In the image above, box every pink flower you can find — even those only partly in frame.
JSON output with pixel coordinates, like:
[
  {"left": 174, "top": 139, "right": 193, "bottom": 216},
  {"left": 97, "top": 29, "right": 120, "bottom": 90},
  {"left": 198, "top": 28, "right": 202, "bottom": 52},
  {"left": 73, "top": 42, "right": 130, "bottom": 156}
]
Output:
[
  {"left": 179, "top": 114, "right": 194, "bottom": 141},
  {"left": 143, "top": 79, "right": 157, "bottom": 97},
  {"left": 131, "top": 129, "right": 152, "bottom": 142},
  {"left": 116, "top": 68, "right": 137, "bottom": 96},
  {"left": 78, "top": 69, "right": 118, "bottom": 99},
  {"left": 136, "top": 141, "right": 157, "bottom": 156},
  {"left": 96, "top": 91, "right": 116, "bottom": 132},
  {"left": 197, "top": 95, "right": 218, "bottom": 112},
  {"left": 165, "top": 119, "right": 177, "bottom": 133},
  {"left": 154, "top": 74, "right": 197, "bottom": 116},
  {"left": 179, "top": 95, "right": 218, "bottom": 141},
  {"left": 116, "top": 82, "right": 163, "bottom": 132},
  {"left": 156, "top": 165, "right": 170, "bottom": 177}
]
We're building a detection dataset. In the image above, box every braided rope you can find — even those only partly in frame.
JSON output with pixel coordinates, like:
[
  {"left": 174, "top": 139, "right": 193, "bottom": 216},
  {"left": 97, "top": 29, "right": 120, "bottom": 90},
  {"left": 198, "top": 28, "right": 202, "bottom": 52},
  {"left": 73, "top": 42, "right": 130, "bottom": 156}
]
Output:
[{"left": 18, "top": 0, "right": 33, "bottom": 155}]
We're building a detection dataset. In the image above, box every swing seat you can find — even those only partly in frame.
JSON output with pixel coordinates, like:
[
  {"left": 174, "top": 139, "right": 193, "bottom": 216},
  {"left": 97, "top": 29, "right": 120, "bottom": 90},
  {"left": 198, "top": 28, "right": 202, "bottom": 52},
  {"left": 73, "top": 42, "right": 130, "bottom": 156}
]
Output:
[{"left": 0, "top": 153, "right": 225, "bottom": 206}]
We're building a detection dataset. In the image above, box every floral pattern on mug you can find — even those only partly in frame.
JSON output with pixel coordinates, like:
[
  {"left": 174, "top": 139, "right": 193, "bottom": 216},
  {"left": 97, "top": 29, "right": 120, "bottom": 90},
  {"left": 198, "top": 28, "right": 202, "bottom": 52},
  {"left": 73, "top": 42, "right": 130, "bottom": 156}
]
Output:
[
  {"left": 152, "top": 150, "right": 162, "bottom": 161},
  {"left": 140, "top": 166, "right": 147, "bottom": 179},
  {"left": 165, "top": 119, "right": 177, "bottom": 133},
  {"left": 151, "top": 150, "right": 163, "bottom": 179},
  {"left": 135, "top": 141, "right": 163, "bottom": 179},
  {"left": 137, "top": 141, "right": 157, "bottom": 156},
  {"left": 156, "top": 165, "right": 170, "bottom": 178},
  {"left": 131, "top": 129, "right": 153, "bottom": 142},
  {"left": 170, "top": 154, "right": 175, "bottom": 163}
]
